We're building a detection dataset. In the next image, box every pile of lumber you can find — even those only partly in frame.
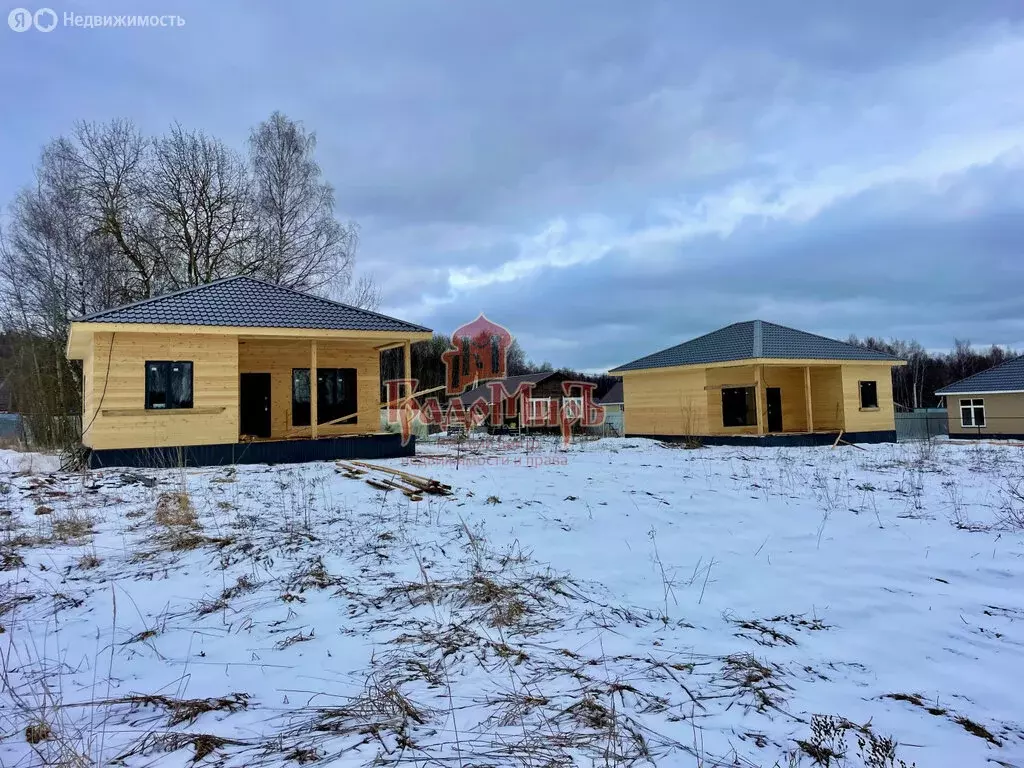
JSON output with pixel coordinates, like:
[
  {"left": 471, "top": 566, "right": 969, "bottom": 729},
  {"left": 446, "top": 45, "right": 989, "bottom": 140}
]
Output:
[{"left": 335, "top": 460, "right": 453, "bottom": 501}]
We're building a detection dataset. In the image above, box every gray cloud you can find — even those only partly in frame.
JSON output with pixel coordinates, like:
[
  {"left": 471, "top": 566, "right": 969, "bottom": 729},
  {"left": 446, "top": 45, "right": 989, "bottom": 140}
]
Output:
[{"left": 2, "top": 1, "right": 1023, "bottom": 369}]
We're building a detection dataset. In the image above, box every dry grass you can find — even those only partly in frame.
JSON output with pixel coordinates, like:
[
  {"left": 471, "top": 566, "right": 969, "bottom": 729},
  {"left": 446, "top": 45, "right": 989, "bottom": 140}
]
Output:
[
  {"left": 718, "top": 653, "right": 791, "bottom": 713},
  {"left": 884, "top": 691, "right": 1002, "bottom": 747},
  {"left": 101, "top": 691, "right": 250, "bottom": 727},
  {"left": 24, "top": 720, "right": 52, "bottom": 744},
  {"left": 274, "top": 629, "right": 314, "bottom": 650},
  {"left": 793, "top": 713, "right": 916, "bottom": 768},
  {"left": 49, "top": 509, "right": 95, "bottom": 542},
  {"left": 115, "top": 731, "right": 249, "bottom": 763},
  {"left": 154, "top": 491, "right": 197, "bottom": 528},
  {"left": 1, "top": 550, "right": 25, "bottom": 571},
  {"left": 77, "top": 552, "right": 102, "bottom": 570}
]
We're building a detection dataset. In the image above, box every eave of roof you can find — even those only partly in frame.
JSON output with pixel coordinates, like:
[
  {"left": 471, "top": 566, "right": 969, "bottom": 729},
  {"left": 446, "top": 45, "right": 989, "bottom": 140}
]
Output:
[{"left": 66, "top": 275, "right": 432, "bottom": 359}]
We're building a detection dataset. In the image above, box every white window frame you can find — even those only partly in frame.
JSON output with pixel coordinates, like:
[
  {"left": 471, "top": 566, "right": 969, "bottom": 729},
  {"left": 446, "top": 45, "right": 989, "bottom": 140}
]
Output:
[
  {"left": 562, "top": 396, "right": 583, "bottom": 420},
  {"left": 959, "top": 398, "right": 986, "bottom": 428},
  {"left": 525, "top": 397, "right": 554, "bottom": 424}
]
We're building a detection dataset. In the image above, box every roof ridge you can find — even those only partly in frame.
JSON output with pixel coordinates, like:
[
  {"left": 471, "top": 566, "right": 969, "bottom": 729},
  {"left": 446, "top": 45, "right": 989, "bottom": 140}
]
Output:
[
  {"left": 751, "top": 319, "right": 763, "bottom": 358},
  {"left": 759, "top": 319, "right": 897, "bottom": 360}
]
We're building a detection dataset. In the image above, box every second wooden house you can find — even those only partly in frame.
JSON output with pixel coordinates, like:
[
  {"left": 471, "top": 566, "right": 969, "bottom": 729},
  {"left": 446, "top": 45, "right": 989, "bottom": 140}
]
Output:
[{"left": 610, "top": 320, "right": 904, "bottom": 445}]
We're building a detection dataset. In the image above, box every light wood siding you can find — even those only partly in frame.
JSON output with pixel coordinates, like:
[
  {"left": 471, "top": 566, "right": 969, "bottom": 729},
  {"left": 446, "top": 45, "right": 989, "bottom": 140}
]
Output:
[
  {"left": 705, "top": 366, "right": 758, "bottom": 435},
  {"left": 622, "top": 368, "right": 707, "bottom": 435},
  {"left": 946, "top": 393, "right": 1024, "bottom": 436},
  {"left": 763, "top": 366, "right": 809, "bottom": 432},
  {"left": 237, "top": 339, "right": 380, "bottom": 438},
  {"left": 84, "top": 332, "right": 239, "bottom": 450},
  {"left": 616, "top": 359, "right": 899, "bottom": 437},
  {"left": 809, "top": 367, "right": 844, "bottom": 430},
  {"left": 81, "top": 345, "right": 94, "bottom": 429},
  {"left": 840, "top": 364, "right": 896, "bottom": 432}
]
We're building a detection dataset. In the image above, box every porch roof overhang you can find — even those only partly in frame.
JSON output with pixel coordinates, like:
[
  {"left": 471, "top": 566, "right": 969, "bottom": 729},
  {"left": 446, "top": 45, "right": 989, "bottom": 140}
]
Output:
[
  {"left": 613, "top": 357, "right": 906, "bottom": 377},
  {"left": 66, "top": 321, "right": 432, "bottom": 360}
]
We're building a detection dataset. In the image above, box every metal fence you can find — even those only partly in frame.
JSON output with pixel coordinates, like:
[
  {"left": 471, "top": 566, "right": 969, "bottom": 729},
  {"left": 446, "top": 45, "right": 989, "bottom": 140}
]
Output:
[
  {"left": 0, "top": 413, "right": 24, "bottom": 442},
  {"left": 895, "top": 409, "right": 948, "bottom": 442}
]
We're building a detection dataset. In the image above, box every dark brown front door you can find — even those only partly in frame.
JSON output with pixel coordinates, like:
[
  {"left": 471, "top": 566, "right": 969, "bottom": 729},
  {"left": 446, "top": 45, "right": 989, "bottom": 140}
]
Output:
[
  {"left": 766, "top": 387, "right": 783, "bottom": 433},
  {"left": 240, "top": 373, "right": 272, "bottom": 438}
]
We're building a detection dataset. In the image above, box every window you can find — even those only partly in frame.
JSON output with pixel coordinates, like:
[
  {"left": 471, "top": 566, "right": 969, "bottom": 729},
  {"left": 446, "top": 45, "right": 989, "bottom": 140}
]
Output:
[
  {"left": 859, "top": 380, "right": 879, "bottom": 409},
  {"left": 722, "top": 387, "right": 757, "bottom": 427},
  {"left": 960, "top": 398, "right": 986, "bottom": 428},
  {"left": 526, "top": 397, "right": 554, "bottom": 425},
  {"left": 145, "top": 361, "right": 193, "bottom": 410},
  {"left": 292, "top": 368, "right": 358, "bottom": 427},
  {"left": 562, "top": 396, "right": 583, "bottom": 420}
]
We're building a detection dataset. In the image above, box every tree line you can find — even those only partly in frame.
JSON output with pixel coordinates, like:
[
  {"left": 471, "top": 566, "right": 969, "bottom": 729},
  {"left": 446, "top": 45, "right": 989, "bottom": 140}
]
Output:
[
  {"left": 379, "top": 335, "right": 618, "bottom": 401},
  {"left": 0, "top": 112, "right": 376, "bottom": 445},
  {"left": 847, "top": 336, "right": 1017, "bottom": 409}
]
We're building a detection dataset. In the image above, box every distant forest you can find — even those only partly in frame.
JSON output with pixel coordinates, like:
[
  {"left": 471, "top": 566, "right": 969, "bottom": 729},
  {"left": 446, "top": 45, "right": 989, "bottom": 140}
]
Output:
[
  {"left": 847, "top": 336, "right": 1017, "bottom": 410},
  {"left": 379, "top": 335, "right": 619, "bottom": 402}
]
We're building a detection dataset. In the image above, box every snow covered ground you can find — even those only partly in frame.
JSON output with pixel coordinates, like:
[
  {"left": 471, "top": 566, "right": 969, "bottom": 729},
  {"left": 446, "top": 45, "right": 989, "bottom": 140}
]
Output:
[{"left": 2, "top": 437, "right": 1023, "bottom": 767}]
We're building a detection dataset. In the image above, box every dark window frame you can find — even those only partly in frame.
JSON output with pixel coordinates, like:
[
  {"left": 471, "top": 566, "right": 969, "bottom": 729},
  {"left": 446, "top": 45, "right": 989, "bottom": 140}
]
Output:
[
  {"left": 859, "top": 380, "right": 879, "bottom": 410},
  {"left": 722, "top": 386, "right": 757, "bottom": 427},
  {"left": 144, "top": 361, "right": 194, "bottom": 410},
  {"left": 292, "top": 367, "right": 358, "bottom": 427}
]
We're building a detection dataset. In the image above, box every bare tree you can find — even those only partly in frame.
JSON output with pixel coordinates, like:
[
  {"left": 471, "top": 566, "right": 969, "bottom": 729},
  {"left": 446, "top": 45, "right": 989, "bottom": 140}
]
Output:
[
  {"left": 340, "top": 270, "right": 381, "bottom": 312},
  {"left": 1, "top": 111, "right": 382, "bottom": 448},
  {"left": 147, "top": 124, "right": 255, "bottom": 288},
  {"left": 70, "top": 120, "right": 159, "bottom": 300},
  {"left": 248, "top": 111, "right": 361, "bottom": 296}
]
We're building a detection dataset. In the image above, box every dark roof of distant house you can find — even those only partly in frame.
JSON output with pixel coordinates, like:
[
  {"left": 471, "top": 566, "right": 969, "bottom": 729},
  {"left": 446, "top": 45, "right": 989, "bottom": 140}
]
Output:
[
  {"left": 597, "top": 381, "right": 623, "bottom": 405},
  {"left": 936, "top": 356, "right": 1024, "bottom": 395},
  {"left": 72, "top": 275, "right": 430, "bottom": 334},
  {"left": 610, "top": 320, "right": 901, "bottom": 373},
  {"left": 453, "top": 373, "right": 555, "bottom": 405}
]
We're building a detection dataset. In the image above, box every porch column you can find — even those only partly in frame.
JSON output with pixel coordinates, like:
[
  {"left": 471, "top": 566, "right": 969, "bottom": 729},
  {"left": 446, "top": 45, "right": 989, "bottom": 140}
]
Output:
[
  {"left": 754, "top": 364, "right": 766, "bottom": 435},
  {"left": 310, "top": 339, "right": 318, "bottom": 439},
  {"left": 403, "top": 340, "right": 412, "bottom": 401},
  {"left": 804, "top": 366, "right": 814, "bottom": 433}
]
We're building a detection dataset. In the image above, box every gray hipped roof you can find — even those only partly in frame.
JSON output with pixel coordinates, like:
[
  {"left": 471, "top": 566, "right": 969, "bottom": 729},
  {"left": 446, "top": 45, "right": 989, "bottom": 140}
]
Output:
[
  {"left": 72, "top": 276, "right": 430, "bottom": 334},
  {"left": 597, "top": 381, "right": 623, "bottom": 405},
  {"left": 936, "top": 356, "right": 1024, "bottom": 395},
  {"left": 611, "top": 320, "right": 900, "bottom": 373}
]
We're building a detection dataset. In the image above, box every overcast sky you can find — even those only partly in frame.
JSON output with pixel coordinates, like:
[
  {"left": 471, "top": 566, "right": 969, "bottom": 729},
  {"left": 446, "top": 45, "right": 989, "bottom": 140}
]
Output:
[{"left": 3, "top": 1, "right": 1023, "bottom": 371}]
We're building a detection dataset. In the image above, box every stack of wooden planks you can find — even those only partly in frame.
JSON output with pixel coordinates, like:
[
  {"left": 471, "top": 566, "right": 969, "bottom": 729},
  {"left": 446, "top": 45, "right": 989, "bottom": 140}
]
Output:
[{"left": 335, "top": 460, "right": 453, "bottom": 501}]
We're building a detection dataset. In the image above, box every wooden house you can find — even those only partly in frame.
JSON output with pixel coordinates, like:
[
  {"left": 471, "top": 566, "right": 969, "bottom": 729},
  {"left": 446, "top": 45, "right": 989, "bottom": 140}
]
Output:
[
  {"left": 454, "top": 372, "right": 587, "bottom": 433},
  {"left": 936, "top": 356, "right": 1024, "bottom": 439},
  {"left": 66, "top": 276, "right": 432, "bottom": 467},
  {"left": 610, "top": 320, "right": 904, "bottom": 445}
]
